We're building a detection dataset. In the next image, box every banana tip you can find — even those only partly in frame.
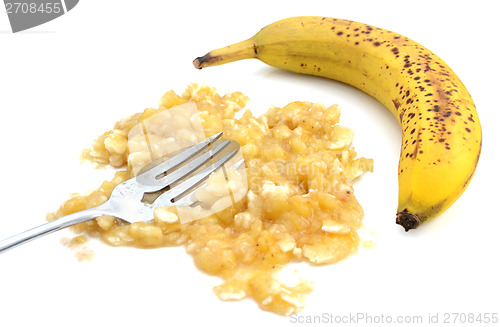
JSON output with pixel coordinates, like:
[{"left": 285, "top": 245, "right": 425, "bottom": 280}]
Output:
[{"left": 396, "top": 209, "right": 421, "bottom": 231}]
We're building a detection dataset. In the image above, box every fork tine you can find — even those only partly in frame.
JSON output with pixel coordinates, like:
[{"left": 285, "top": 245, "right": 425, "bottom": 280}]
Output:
[
  {"left": 142, "top": 139, "right": 233, "bottom": 191},
  {"left": 137, "top": 132, "right": 223, "bottom": 182},
  {"left": 152, "top": 149, "right": 239, "bottom": 207},
  {"left": 173, "top": 158, "right": 246, "bottom": 207}
]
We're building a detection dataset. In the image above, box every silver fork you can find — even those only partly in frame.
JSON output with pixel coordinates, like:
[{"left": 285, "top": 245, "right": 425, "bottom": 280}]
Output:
[{"left": 0, "top": 132, "right": 240, "bottom": 254}]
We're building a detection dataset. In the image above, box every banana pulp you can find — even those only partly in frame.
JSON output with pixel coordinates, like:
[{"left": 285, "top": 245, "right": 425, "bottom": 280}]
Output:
[{"left": 193, "top": 16, "right": 482, "bottom": 231}]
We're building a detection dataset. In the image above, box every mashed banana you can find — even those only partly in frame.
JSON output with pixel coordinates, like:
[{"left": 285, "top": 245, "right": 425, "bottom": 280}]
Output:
[{"left": 47, "top": 84, "right": 373, "bottom": 315}]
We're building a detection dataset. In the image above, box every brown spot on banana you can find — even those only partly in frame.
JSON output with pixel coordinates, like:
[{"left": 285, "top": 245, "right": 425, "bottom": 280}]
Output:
[
  {"left": 393, "top": 99, "right": 401, "bottom": 110},
  {"left": 192, "top": 16, "right": 482, "bottom": 231}
]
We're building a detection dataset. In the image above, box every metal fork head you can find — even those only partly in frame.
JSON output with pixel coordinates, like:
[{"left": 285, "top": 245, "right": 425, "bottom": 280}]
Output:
[{"left": 105, "top": 132, "right": 241, "bottom": 223}]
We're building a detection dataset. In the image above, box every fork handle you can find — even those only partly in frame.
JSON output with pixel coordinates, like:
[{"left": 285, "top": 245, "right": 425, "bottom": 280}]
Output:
[{"left": 0, "top": 203, "right": 111, "bottom": 254}]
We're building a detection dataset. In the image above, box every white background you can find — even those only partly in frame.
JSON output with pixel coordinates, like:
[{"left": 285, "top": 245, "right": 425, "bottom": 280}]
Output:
[{"left": 1, "top": 1, "right": 499, "bottom": 326}]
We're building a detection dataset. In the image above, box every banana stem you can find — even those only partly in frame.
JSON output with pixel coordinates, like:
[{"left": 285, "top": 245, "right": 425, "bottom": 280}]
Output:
[{"left": 193, "top": 39, "right": 256, "bottom": 69}]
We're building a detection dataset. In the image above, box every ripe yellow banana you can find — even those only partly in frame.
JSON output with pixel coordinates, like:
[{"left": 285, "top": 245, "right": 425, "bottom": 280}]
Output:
[{"left": 193, "top": 16, "right": 482, "bottom": 231}]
